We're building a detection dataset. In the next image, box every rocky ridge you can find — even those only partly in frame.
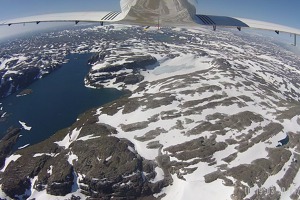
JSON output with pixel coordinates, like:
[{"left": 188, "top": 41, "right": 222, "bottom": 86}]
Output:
[
  {"left": 0, "top": 109, "right": 170, "bottom": 199},
  {"left": 86, "top": 51, "right": 157, "bottom": 89}
]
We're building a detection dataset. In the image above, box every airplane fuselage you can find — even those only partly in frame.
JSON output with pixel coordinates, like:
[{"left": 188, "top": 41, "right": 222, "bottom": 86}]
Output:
[{"left": 120, "top": 0, "right": 197, "bottom": 27}]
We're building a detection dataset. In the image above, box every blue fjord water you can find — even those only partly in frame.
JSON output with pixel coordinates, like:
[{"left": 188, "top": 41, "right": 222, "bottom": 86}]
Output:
[{"left": 0, "top": 53, "right": 124, "bottom": 149}]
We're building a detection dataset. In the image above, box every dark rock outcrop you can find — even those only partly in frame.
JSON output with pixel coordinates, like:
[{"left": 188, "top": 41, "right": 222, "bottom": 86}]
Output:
[
  {"left": 97, "top": 55, "right": 157, "bottom": 73},
  {"left": 86, "top": 53, "right": 157, "bottom": 88},
  {"left": 0, "top": 63, "right": 61, "bottom": 99},
  {"left": 17, "top": 88, "right": 33, "bottom": 97},
  {"left": 46, "top": 154, "right": 74, "bottom": 196},
  {"left": 88, "top": 52, "right": 107, "bottom": 65},
  {"left": 0, "top": 128, "right": 21, "bottom": 169},
  {"left": 71, "top": 136, "right": 165, "bottom": 199},
  {"left": 0, "top": 108, "right": 168, "bottom": 199},
  {"left": 165, "top": 135, "right": 228, "bottom": 161},
  {"left": 115, "top": 74, "right": 144, "bottom": 85},
  {"left": 1, "top": 154, "right": 50, "bottom": 197},
  {"left": 0, "top": 67, "right": 40, "bottom": 98}
]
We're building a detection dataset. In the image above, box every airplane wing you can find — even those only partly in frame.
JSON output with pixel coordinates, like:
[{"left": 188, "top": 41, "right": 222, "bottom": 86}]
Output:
[
  {"left": 195, "top": 15, "right": 300, "bottom": 45},
  {"left": 0, "top": 11, "right": 124, "bottom": 26},
  {"left": 0, "top": 8, "right": 299, "bottom": 45}
]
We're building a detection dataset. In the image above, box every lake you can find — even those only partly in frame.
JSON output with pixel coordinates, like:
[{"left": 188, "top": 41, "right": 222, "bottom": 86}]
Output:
[{"left": 0, "top": 53, "right": 124, "bottom": 149}]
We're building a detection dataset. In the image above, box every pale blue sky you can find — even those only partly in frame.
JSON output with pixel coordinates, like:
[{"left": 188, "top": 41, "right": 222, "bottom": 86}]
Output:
[{"left": 0, "top": 0, "right": 300, "bottom": 39}]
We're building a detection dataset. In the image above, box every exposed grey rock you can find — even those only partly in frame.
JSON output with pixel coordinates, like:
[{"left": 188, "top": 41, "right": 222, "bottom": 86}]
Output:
[
  {"left": 1, "top": 154, "right": 50, "bottom": 198},
  {"left": 287, "top": 132, "right": 300, "bottom": 152},
  {"left": 0, "top": 128, "right": 21, "bottom": 169},
  {"left": 71, "top": 136, "right": 166, "bottom": 199},
  {"left": 181, "top": 94, "right": 226, "bottom": 108},
  {"left": 179, "top": 85, "right": 222, "bottom": 96},
  {"left": 227, "top": 164, "right": 269, "bottom": 188},
  {"left": 88, "top": 52, "right": 106, "bottom": 65},
  {"left": 100, "top": 94, "right": 133, "bottom": 116},
  {"left": 211, "top": 58, "right": 232, "bottom": 70},
  {"left": 79, "top": 123, "right": 118, "bottom": 137},
  {"left": 34, "top": 153, "right": 75, "bottom": 196},
  {"left": 231, "top": 181, "right": 250, "bottom": 200},
  {"left": 122, "top": 97, "right": 141, "bottom": 114},
  {"left": 160, "top": 110, "right": 181, "bottom": 120},
  {"left": 290, "top": 186, "right": 300, "bottom": 200},
  {"left": 143, "top": 94, "right": 177, "bottom": 110},
  {"left": 147, "top": 141, "right": 163, "bottom": 149},
  {"left": 116, "top": 74, "right": 144, "bottom": 85},
  {"left": 204, "top": 170, "right": 222, "bottom": 183},
  {"left": 225, "top": 148, "right": 291, "bottom": 189},
  {"left": 236, "top": 123, "right": 283, "bottom": 153},
  {"left": 46, "top": 154, "right": 74, "bottom": 196},
  {"left": 86, "top": 53, "right": 157, "bottom": 88},
  {"left": 121, "top": 121, "right": 149, "bottom": 132},
  {"left": 165, "top": 136, "right": 227, "bottom": 161},
  {"left": 277, "top": 153, "right": 300, "bottom": 190},
  {"left": 17, "top": 88, "right": 33, "bottom": 97},
  {"left": 222, "top": 153, "right": 238, "bottom": 163},
  {"left": 0, "top": 107, "right": 168, "bottom": 199},
  {"left": 135, "top": 128, "right": 167, "bottom": 142},
  {"left": 0, "top": 65, "right": 60, "bottom": 99}
]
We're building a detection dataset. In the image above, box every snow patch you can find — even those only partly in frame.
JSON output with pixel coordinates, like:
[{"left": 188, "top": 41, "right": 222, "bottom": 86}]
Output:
[
  {"left": 1, "top": 154, "right": 21, "bottom": 172},
  {"left": 67, "top": 151, "right": 79, "bottom": 165},
  {"left": 77, "top": 134, "right": 101, "bottom": 141},
  {"left": 55, "top": 128, "right": 82, "bottom": 149},
  {"left": 150, "top": 167, "right": 164, "bottom": 183},
  {"left": 19, "top": 121, "right": 32, "bottom": 131},
  {"left": 47, "top": 165, "right": 53, "bottom": 175},
  {"left": 159, "top": 175, "right": 234, "bottom": 200},
  {"left": 18, "top": 144, "right": 30, "bottom": 150},
  {"left": 33, "top": 153, "right": 56, "bottom": 158},
  {"left": 105, "top": 156, "right": 112, "bottom": 162}
]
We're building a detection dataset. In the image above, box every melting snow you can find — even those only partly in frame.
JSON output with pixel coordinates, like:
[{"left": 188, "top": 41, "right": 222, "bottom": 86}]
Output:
[
  {"left": 1, "top": 154, "right": 22, "bottom": 172},
  {"left": 55, "top": 128, "right": 82, "bottom": 149},
  {"left": 150, "top": 167, "right": 164, "bottom": 183},
  {"left": 19, "top": 121, "right": 32, "bottom": 131},
  {"left": 105, "top": 156, "right": 112, "bottom": 162},
  {"left": 47, "top": 165, "right": 53, "bottom": 175},
  {"left": 33, "top": 153, "right": 56, "bottom": 157},
  {"left": 18, "top": 144, "right": 30, "bottom": 150},
  {"left": 77, "top": 134, "right": 101, "bottom": 141},
  {"left": 67, "top": 151, "right": 79, "bottom": 165}
]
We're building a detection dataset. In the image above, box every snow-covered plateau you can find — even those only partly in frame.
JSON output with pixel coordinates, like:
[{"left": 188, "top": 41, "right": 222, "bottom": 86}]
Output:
[{"left": 0, "top": 24, "right": 300, "bottom": 200}]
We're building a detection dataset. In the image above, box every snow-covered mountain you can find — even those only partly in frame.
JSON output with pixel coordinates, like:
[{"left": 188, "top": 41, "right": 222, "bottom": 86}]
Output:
[{"left": 0, "top": 25, "right": 300, "bottom": 200}]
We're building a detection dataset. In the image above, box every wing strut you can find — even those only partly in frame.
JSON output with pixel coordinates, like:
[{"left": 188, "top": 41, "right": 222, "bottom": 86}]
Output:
[
  {"left": 158, "top": 16, "right": 160, "bottom": 30},
  {"left": 294, "top": 34, "right": 297, "bottom": 46}
]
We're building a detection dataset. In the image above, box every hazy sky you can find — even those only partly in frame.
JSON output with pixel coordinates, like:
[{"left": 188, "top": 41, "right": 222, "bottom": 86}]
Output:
[{"left": 0, "top": 0, "right": 300, "bottom": 40}]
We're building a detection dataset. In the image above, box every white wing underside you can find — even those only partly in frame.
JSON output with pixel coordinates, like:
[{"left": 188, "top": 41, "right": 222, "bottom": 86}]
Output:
[
  {"left": 0, "top": 12, "right": 124, "bottom": 25},
  {"left": 0, "top": 9, "right": 300, "bottom": 39},
  {"left": 195, "top": 15, "right": 300, "bottom": 36}
]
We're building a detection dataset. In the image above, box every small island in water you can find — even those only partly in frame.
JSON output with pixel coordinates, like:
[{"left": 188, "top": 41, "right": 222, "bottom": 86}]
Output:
[{"left": 16, "top": 89, "right": 33, "bottom": 97}]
